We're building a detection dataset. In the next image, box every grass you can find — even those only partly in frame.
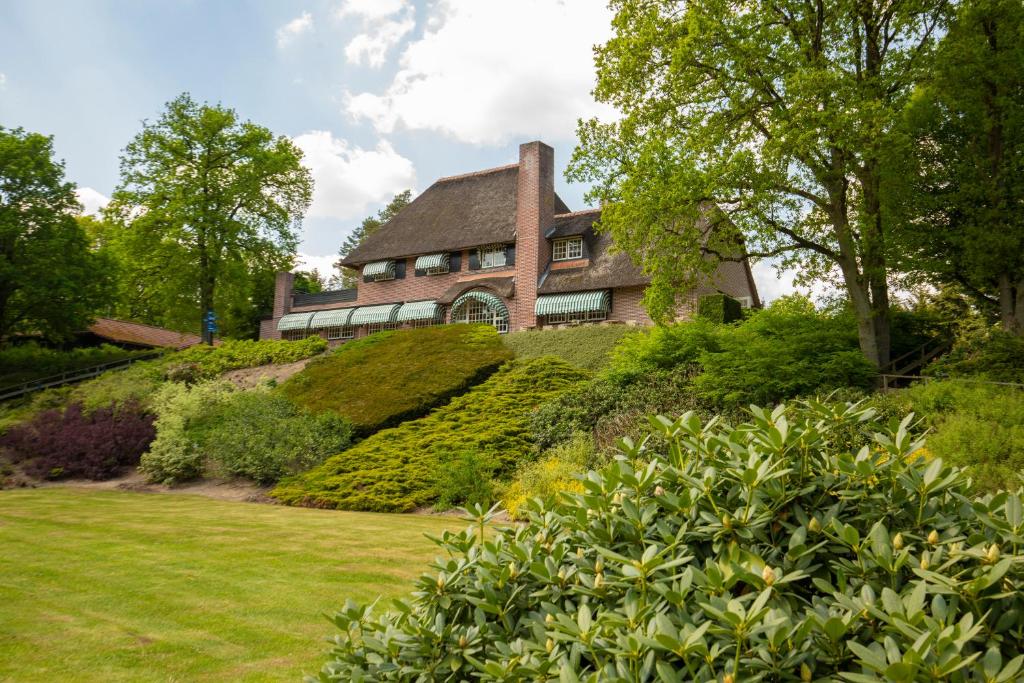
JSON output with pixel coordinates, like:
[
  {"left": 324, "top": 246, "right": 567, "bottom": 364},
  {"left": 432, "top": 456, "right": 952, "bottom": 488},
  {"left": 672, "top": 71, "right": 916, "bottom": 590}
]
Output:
[
  {"left": 273, "top": 358, "right": 588, "bottom": 512},
  {"left": 0, "top": 487, "right": 456, "bottom": 682},
  {"left": 280, "top": 324, "right": 513, "bottom": 435},
  {"left": 502, "top": 324, "right": 639, "bottom": 371}
]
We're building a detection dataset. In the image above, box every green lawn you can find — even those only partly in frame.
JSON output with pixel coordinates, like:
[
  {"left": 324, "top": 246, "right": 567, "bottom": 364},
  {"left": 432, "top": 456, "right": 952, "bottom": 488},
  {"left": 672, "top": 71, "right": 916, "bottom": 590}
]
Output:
[{"left": 0, "top": 488, "right": 455, "bottom": 682}]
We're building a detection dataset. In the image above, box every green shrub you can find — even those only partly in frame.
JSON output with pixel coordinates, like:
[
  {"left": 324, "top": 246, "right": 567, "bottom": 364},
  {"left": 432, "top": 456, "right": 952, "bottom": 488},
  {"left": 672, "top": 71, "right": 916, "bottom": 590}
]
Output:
[
  {"left": 874, "top": 380, "right": 1024, "bottom": 492},
  {"left": 604, "top": 319, "right": 719, "bottom": 384},
  {"left": 173, "top": 336, "right": 327, "bottom": 378},
  {"left": 139, "top": 381, "right": 236, "bottom": 484},
  {"left": 140, "top": 381, "right": 353, "bottom": 485},
  {"left": 0, "top": 342, "right": 151, "bottom": 386},
  {"left": 69, "top": 359, "right": 169, "bottom": 412},
  {"left": 927, "top": 325, "right": 1024, "bottom": 382},
  {"left": 694, "top": 298, "right": 876, "bottom": 407},
  {"left": 434, "top": 451, "right": 499, "bottom": 511},
  {"left": 696, "top": 293, "right": 743, "bottom": 323},
  {"left": 503, "top": 325, "right": 639, "bottom": 371},
  {"left": 281, "top": 325, "right": 513, "bottom": 435},
  {"left": 501, "top": 433, "right": 596, "bottom": 519},
  {"left": 272, "top": 358, "right": 587, "bottom": 512},
  {"left": 318, "top": 401, "right": 1024, "bottom": 681}
]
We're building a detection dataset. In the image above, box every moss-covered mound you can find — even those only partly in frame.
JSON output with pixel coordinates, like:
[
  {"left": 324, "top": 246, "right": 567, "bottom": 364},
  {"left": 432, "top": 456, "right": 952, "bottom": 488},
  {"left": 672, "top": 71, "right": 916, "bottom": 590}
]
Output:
[
  {"left": 279, "top": 324, "right": 513, "bottom": 435},
  {"left": 271, "top": 358, "right": 587, "bottom": 512},
  {"left": 502, "top": 324, "right": 639, "bottom": 371}
]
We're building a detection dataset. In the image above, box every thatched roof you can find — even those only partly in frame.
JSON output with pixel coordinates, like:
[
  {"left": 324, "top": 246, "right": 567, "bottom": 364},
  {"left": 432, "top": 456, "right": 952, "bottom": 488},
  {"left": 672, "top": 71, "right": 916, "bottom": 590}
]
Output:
[
  {"left": 340, "top": 164, "right": 571, "bottom": 267},
  {"left": 539, "top": 212, "right": 650, "bottom": 293}
]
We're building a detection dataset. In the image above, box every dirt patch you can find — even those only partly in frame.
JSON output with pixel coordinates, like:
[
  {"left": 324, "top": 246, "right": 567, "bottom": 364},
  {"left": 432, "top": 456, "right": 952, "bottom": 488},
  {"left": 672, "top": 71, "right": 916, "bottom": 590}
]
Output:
[
  {"left": 39, "top": 469, "right": 274, "bottom": 503},
  {"left": 221, "top": 358, "right": 315, "bottom": 389}
]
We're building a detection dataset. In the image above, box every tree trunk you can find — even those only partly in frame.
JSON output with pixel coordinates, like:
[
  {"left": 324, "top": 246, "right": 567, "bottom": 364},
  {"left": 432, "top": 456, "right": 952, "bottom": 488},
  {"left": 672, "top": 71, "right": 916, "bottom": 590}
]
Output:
[{"left": 999, "top": 274, "right": 1024, "bottom": 336}]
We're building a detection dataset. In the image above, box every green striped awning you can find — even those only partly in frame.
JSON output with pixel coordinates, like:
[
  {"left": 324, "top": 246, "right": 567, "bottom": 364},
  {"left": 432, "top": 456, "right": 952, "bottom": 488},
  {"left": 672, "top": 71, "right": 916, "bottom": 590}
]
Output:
[
  {"left": 276, "top": 311, "right": 315, "bottom": 332},
  {"left": 362, "top": 260, "right": 395, "bottom": 279},
  {"left": 396, "top": 300, "right": 444, "bottom": 322},
  {"left": 349, "top": 303, "right": 400, "bottom": 325},
  {"left": 309, "top": 308, "right": 355, "bottom": 328},
  {"left": 415, "top": 253, "right": 449, "bottom": 271},
  {"left": 451, "top": 291, "right": 509, "bottom": 318},
  {"left": 535, "top": 290, "right": 610, "bottom": 316}
]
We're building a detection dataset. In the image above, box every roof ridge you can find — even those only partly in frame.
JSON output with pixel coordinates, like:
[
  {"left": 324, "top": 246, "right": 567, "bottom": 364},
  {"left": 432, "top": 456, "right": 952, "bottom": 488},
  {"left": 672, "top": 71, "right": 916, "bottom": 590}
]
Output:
[
  {"left": 93, "top": 317, "right": 195, "bottom": 337},
  {"left": 554, "top": 208, "right": 602, "bottom": 218},
  {"left": 435, "top": 163, "right": 519, "bottom": 184}
]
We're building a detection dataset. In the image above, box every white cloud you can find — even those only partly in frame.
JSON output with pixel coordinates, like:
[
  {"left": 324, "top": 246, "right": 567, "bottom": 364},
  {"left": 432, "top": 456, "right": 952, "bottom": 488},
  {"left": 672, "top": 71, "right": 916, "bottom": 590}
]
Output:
[
  {"left": 277, "top": 11, "right": 314, "bottom": 48},
  {"left": 343, "top": 0, "right": 616, "bottom": 145},
  {"left": 292, "top": 131, "right": 416, "bottom": 221},
  {"left": 0, "top": 73, "right": 6, "bottom": 90},
  {"left": 296, "top": 252, "right": 338, "bottom": 275},
  {"left": 335, "top": 0, "right": 408, "bottom": 21},
  {"left": 344, "top": 13, "right": 415, "bottom": 67},
  {"left": 76, "top": 187, "right": 110, "bottom": 216},
  {"left": 751, "top": 260, "right": 837, "bottom": 304}
]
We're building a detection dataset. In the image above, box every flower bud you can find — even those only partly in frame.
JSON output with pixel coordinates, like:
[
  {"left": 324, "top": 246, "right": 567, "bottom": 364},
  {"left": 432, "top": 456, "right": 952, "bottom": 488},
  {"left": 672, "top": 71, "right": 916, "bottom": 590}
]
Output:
[
  {"left": 509, "top": 564, "right": 518, "bottom": 578},
  {"left": 654, "top": 485, "right": 665, "bottom": 497},
  {"left": 801, "top": 663, "right": 813, "bottom": 682},
  {"left": 723, "top": 674, "right": 735, "bottom": 683},
  {"left": 595, "top": 557, "right": 604, "bottom": 573},
  {"left": 722, "top": 514, "right": 732, "bottom": 530},
  {"left": 545, "top": 613, "right": 554, "bottom": 624},
  {"left": 987, "top": 544, "right": 1001, "bottom": 564},
  {"left": 919, "top": 553, "right": 930, "bottom": 571},
  {"left": 892, "top": 533, "right": 904, "bottom": 550},
  {"left": 436, "top": 575, "right": 445, "bottom": 590},
  {"left": 593, "top": 572, "right": 603, "bottom": 589},
  {"left": 557, "top": 568, "right": 566, "bottom": 581},
  {"left": 612, "top": 492, "right": 624, "bottom": 505},
  {"left": 545, "top": 638, "right": 554, "bottom": 653},
  {"left": 927, "top": 529, "right": 939, "bottom": 545},
  {"left": 762, "top": 565, "right": 776, "bottom": 586},
  {"left": 808, "top": 517, "right": 821, "bottom": 533},
  {"left": 576, "top": 547, "right": 584, "bottom": 558},
  {"left": 459, "top": 635, "right": 468, "bottom": 648}
]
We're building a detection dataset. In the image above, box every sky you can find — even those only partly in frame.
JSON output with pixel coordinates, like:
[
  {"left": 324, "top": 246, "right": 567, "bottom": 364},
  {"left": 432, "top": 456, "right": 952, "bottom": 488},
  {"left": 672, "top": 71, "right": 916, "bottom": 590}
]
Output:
[{"left": 0, "top": 0, "right": 806, "bottom": 301}]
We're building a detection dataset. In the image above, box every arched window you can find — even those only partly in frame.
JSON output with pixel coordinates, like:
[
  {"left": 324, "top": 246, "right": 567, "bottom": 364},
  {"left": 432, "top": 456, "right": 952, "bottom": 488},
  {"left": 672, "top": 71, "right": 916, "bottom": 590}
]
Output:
[{"left": 450, "top": 291, "right": 509, "bottom": 334}]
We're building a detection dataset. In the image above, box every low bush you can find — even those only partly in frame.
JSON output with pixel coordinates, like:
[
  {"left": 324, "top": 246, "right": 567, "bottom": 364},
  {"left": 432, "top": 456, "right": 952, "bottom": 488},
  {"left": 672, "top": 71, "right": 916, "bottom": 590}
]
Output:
[
  {"left": 0, "top": 342, "right": 149, "bottom": 387},
  {"left": 503, "top": 325, "right": 639, "bottom": 371},
  {"left": 281, "top": 325, "right": 513, "bottom": 435},
  {"left": 926, "top": 325, "right": 1024, "bottom": 383},
  {"left": 272, "top": 358, "right": 587, "bottom": 512},
  {"left": 318, "top": 401, "right": 1024, "bottom": 682},
  {"left": 0, "top": 401, "right": 154, "bottom": 480},
  {"left": 874, "top": 380, "right": 1024, "bottom": 492},
  {"left": 603, "top": 319, "right": 719, "bottom": 384},
  {"left": 696, "top": 293, "right": 743, "bottom": 323},
  {"left": 434, "top": 451, "right": 499, "bottom": 511},
  {"left": 173, "top": 336, "right": 327, "bottom": 378},
  {"left": 501, "top": 433, "right": 596, "bottom": 519},
  {"left": 140, "top": 381, "right": 352, "bottom": 485}
]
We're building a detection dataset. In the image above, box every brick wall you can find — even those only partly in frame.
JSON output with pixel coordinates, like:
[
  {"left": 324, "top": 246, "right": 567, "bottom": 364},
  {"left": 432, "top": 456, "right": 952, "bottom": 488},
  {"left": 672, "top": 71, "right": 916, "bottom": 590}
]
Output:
[
  {"left": 272, "top": 272, "right": 294, "bottom": 319},
  {"left": 512, "top": 141, "right": 554, "bottom": 330},
  {"left": 259, "top": 318, "right": 278, "bottom": 341}
]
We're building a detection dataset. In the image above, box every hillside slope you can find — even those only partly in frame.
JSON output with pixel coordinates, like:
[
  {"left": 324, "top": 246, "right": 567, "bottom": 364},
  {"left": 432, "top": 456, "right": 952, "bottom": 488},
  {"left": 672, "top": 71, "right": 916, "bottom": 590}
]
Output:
[
  {"left": 279, "top": 325, "right": 513, "bottom": 435},
  {"left": 272, "top": 358, "right": 587, "bottom": 512}
]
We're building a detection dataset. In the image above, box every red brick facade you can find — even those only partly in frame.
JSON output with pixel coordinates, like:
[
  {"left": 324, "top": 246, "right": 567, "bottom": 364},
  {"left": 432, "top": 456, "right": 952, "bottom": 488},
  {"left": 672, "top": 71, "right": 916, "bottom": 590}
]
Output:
[{"left": 261, "top": 140, "right": 759, "bottom": 341}]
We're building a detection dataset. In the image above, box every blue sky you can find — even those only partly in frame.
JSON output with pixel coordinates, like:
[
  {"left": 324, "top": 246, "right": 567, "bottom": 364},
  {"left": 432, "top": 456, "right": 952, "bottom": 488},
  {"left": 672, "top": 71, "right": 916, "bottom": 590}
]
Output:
[{"left": 0, "top": 0, "right": 799, "bottom": 299}]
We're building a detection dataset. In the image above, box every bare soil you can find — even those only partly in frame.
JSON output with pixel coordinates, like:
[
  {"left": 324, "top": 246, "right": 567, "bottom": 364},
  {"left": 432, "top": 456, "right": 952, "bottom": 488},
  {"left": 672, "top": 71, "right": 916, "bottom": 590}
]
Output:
[{"left": 220, "top": 357, "right": 315, "bottom": 389}]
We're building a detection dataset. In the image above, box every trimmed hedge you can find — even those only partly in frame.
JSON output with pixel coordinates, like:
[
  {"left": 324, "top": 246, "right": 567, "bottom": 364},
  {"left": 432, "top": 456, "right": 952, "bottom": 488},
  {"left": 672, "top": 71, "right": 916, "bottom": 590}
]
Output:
[
  {"left": 272, "top": 358, "right": 587, "bottom": 512},
  {"left": 0, "top": 343, "right": 150, "bottom": 387},
  {"left": 280, "top": 325, "right": 513, "bottom": 435},
  {"left": 171, "top": 336, "right": 327, "bottom": 378},
  {"left": 502, "top": 325, "right": 639, "bottom": 371},
  {"left": 697, "top": 293, "right": 743, "bottom": 323}
]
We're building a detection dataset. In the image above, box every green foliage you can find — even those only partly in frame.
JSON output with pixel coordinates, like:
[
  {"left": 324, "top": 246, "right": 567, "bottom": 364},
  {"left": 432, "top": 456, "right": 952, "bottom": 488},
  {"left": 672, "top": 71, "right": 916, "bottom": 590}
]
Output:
[
  {"left": 318, "top": 401, "right": 1024, "bottom": 682},
  {"left": 140, "top": 380, "right": 352, "bottom": 485},
  {"left": 694, "top": 303, "right": 876, "bottom": 407},
  {"left": 106, "top": 92, "right": 313, "bottom": 339},
  {"left": 281, "top": 325, "right": 513, "bottom": 435},
  {"left": 173, "top": 336, "right": 327, "bottom": 378},
  {"left": 696, "top": 294, "right": 742, "bottom": 324},
  {"left": 875, "top": 380, "right": 1024, "bottom": 493},
  {"left": 501, "top": 434, "right": 597, "bottom": 519},
  {"left": 604, "top": 319, "right": 719, "bottom": 384},
  {"left": 0, "top": 343, "right": 150, "bottom": 386},
  {"left": 433, "top": 451, "right": 499, "bottom": 512},
  {"left": 926, "top": 325, "right": 1024, "bottom": 383},
  {"left": 0, "top": 127, "right": 113, "bottom": 344},
  {"left": 272, "top": 358, "right": 587, "bottom": 512},
  {"left": 503, "top": 325, "right": 638, "bottom": 371}
]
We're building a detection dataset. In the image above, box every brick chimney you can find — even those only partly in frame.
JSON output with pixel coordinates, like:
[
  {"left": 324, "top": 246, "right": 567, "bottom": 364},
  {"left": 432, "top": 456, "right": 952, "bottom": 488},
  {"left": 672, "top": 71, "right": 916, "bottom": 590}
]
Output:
[
  {"left": 514, "top": 141, "right": 555, "bottom": 329},
  {"left": 272, "top": 271, "right": 294, "bottom": 319}
]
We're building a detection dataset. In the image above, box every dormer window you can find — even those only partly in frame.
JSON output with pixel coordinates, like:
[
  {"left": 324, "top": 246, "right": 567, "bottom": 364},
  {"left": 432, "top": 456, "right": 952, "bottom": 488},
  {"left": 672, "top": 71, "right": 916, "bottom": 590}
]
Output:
[
  {"left": 552, "top": 237, "right": 583, "bottom": 261},
  {"left": 478, "top": 244, "right": 507, "bottom": 269},
  {"left": 363, "top": 260, "right": 396, "bottom": 281}
]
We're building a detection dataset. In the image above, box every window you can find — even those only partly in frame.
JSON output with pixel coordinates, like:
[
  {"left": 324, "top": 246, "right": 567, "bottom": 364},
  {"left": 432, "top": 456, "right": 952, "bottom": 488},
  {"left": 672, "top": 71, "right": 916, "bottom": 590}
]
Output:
[
  {"left": 425, "top": 264, "right": 449, "bottom": 275},
  {"left": 478, "top": 244, "right": 507, "bottom": 269},
  {"left": 540, "top": 309, "right": 607, "bottom": 325},
  {"left": 407, "top": 317, "right": 441, "bottom": 329},
  {"left": 324, "top": 326, "right": 354, "bottom": 341},
  {"left": 453, "top": 297, "right": 509, "bottom": 334},
  {"left": 552, "top": 237, "right": 583, "bottom": 261},
  {"left": 366, "top": 322, "right": 400, "bottom": 335},
  {"left": 736, "top": 296, "right": 754, "bottom": 308},
  {"left": 281, "top": 329, "right": 307, "bottom": 341}
]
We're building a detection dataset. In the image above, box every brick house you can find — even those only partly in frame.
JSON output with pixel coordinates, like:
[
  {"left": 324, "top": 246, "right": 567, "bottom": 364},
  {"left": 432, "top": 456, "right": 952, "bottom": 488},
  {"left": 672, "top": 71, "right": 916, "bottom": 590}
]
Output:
[{"left": 262, "top": 141, "right": 759, "bottom": 342}]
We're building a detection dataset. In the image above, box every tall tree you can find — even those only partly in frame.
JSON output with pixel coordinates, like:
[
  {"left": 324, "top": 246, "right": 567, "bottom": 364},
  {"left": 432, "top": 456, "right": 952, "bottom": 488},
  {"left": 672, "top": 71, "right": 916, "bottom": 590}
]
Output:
[
  {"left": 0, "top": 127, "right": 111, "bottom": 345},
  {"left": 293, "top": 269, "right": 325, "bottom": 294},
  {"left": 569, "top": 0, "right": 948, "bottom": 368},
  {"left": 330, "top": 190, "right": 411, "bottom": 289},
  {"left": 893, "top": 0, "right": 1024, "bottom": 334},
  {"left": 107, "top": 93, "right": 313, "bottom": 342}
]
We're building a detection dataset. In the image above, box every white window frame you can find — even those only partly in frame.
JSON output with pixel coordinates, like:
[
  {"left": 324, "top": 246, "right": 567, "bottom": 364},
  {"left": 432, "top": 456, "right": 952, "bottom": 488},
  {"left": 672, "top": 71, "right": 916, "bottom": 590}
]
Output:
[
  {"left": 541, "top": 309, "right": 607, "bottom": 325},
  {"left": 424, "top": 264, "right": 449, "bottom": 275},
  {"left": 453, "top": 298, "right": 509, "bottom": 334},
  {"left": 366, "top": 322, "right": 400, "bottom": 335},
  {"left": 281, "top": 329, "right": 307, "bottom": 341},
  {"left": 407, "top": 317, "right": 442, "bottom": 329},
  {"left": 325, "top": 325, "right": 354, "bottom": 341},
  {"left": 367, "top": 271, "right": 395, "bottom": 282},
  {"left": 552, "top": 237, "right": 583, "bottom": 261},
  {"left": 478, "top": 244, "right": 507, "bottom": 269},
  {"left": 736, "top": 296, "right": 754, "bottom": 309}
]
